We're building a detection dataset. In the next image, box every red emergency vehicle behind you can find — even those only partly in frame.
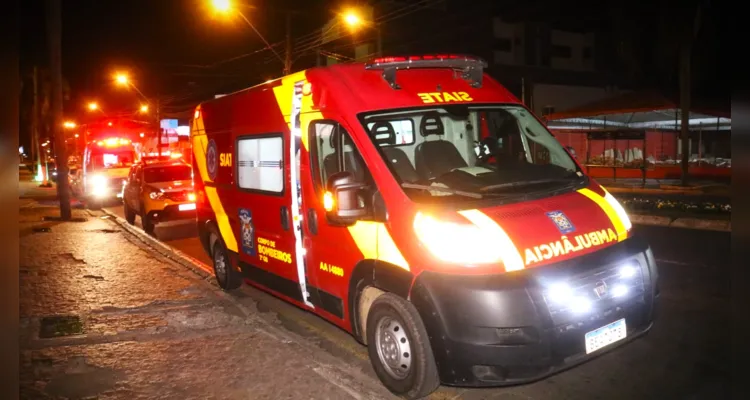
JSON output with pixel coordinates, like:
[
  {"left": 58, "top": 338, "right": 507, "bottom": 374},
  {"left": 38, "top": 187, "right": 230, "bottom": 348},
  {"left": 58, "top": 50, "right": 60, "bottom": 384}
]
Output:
[
  {"left": 76, "top": 118, "right": 145, "bottom": 206},
  {"left": 190, "top": 55, "right": 659, "bottom": 399}
]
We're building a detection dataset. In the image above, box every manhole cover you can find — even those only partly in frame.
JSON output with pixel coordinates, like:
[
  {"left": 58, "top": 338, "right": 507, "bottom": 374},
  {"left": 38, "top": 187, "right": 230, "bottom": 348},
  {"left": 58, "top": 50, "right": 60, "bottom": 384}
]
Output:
[{"left": 39, "top": 315, "right": 85, "bottom": 338}]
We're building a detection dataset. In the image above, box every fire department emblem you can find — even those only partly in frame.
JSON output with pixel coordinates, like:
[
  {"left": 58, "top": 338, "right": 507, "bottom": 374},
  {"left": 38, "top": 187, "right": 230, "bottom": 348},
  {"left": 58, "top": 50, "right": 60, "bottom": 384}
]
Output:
[
  {"left": 239, "top": 208, "right": 255, "bottom": 256},
  {"left": 206, "top": 139, "right": 218, "bottom": 181},
  {"left": 546, "top": 210, "right": 575, "bottom": 234}
]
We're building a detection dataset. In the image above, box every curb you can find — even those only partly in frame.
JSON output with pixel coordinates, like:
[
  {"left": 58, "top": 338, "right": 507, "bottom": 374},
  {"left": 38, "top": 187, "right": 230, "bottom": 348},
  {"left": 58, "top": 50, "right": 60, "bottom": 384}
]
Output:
[
  {"left": 99, "top": 207, "right": 396, "bottom": 400},
  {"left": 629, "top": 214, "right": 731, "bottom": 232},
  {"left": 99, "top": 208, "right": 215, "bottom": 279}
]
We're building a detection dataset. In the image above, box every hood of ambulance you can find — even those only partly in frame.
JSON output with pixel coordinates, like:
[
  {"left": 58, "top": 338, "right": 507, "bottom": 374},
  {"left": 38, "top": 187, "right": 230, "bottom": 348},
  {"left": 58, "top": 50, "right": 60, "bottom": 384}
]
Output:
[
  {"left": 475, "top": 185, "right": 627, "bottom": 270},
  {"left": 96, "top": 167, "right": 130, "bottom": 180}
]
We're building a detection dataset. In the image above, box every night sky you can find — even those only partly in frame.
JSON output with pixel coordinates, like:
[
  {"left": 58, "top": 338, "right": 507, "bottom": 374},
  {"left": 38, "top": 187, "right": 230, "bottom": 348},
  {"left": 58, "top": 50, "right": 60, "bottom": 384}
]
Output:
[{"left": 19, "top": 0, "right": 726, "bottom": 148}]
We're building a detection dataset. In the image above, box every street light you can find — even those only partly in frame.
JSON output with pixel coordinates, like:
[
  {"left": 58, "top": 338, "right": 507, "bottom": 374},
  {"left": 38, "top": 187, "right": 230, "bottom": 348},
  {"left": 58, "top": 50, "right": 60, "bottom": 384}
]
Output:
[
  {"left": 209, "top": 0, "right": 286, "bottom": 71},
  {"left": 341, "top": 8, "right": 381, "bottom": 57},
  {"left": 63, "top": 121, "right": 76, "bottom": 129},
  {"left": 140, "top": 104, "right": 149, "bottom": 113},
  {"left": 343, "top": 11, "right": 361, "bottom": 27},
  {"left": 88, "top": 102, "right": 98, "bottom": 111},
  {"left": 212, "top": 0, "right": 230, "bottom": 13},
  {"left": 115, "top": 73, "right": 129, "bottom": 86}
]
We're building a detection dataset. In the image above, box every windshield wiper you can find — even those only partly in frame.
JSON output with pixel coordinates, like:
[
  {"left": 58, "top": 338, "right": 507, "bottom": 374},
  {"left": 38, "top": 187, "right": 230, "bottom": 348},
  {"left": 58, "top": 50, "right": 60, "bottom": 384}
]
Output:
[
  {"left": 479, "top": 178, "right": 571, "bottom": 193},
  {"left": 401, "top": 183, "right": 483, "bottom": 199}
]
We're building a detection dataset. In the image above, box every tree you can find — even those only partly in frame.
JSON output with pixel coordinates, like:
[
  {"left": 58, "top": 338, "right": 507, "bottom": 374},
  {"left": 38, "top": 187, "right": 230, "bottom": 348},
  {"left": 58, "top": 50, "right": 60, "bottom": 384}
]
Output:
[{"left": 46, "top": 0, "right": 72, "bottom": 220}]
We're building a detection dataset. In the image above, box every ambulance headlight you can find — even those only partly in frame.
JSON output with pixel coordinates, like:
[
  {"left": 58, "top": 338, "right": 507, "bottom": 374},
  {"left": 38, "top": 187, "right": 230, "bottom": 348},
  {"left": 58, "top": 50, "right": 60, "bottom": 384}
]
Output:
[
  {"left": 619, "top": 263, "right": 638, "bottom": 279},
  {"left": 603, "top": 191, "right": 632, "bottom": 232},
  {"left": 413, "top": 212, "right": 502, "bottom": 264},
  {"left": 545, "top": 282, "right": 573, "bottom": 304},
  {"left": 90, "top": 174, "right": 107, "bottom": 188}
]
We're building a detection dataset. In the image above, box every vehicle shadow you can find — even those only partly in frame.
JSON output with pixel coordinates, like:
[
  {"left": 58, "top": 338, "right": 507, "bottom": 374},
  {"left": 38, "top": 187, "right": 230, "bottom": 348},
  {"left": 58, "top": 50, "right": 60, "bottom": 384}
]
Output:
[{"left": 153, "top": 221, "right": 198, "bottom": 242}]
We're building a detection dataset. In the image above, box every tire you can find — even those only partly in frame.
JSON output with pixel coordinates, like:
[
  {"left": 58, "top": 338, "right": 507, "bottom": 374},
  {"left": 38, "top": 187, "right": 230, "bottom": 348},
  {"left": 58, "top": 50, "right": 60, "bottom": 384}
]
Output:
[
  {"left": 366, "top": 293, "right": 440, "bottom": 399},
  {"left": 124, "top": 201, "right": 136, "bottom": 225},
  {"left": 142, "top": 212, "right": 155, "bottom": 234},
  {"left": 211, "top": 236, "right": 242, "bottom": 291}
]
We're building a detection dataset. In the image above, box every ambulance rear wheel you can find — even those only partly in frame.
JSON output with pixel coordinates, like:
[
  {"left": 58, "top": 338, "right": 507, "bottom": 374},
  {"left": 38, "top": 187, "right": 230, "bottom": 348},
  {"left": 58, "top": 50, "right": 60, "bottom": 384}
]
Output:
[
  {"left": 212, "top": 237, "right": 242, "bottom": 291},
  {"left": 366, "top": 293, "right": 439, "bottom": 399}
]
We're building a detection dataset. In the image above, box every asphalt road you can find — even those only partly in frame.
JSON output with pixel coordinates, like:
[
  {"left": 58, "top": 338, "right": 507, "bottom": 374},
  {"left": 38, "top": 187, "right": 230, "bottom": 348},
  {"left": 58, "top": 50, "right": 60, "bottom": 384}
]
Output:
[{"left": 104, "top": 204, "right": 732, "bottom": 399}]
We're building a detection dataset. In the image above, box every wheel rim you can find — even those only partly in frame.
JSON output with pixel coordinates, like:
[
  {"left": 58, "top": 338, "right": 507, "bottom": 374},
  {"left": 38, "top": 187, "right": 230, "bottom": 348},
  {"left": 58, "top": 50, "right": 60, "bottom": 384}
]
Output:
[
  {"left": 214, "top": 248, "right": 227, "bottom": 283},
  {"left": 374, "top": 315, "right": 412, "bottom": 380}
]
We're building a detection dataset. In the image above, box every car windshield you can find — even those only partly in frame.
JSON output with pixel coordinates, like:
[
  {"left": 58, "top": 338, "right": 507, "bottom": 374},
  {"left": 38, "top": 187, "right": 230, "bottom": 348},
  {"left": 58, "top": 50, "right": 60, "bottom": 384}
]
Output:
[
  {"left": 90, "top": 149, "right": 135, "bottom": 170},
  {"left": 360, "top": 105, "right": 583, "bottom": 203},
  {"left": 144, "top": 165, "right": 192, "bottom": 183}
]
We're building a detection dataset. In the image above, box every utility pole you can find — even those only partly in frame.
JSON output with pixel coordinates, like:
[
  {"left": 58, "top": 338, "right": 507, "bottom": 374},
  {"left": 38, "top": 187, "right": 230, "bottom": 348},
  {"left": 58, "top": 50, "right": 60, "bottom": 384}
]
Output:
[
  {"left": 679, "top": 5, "right": 702, "bottom": 186},
  {"left": 156, "top": 97, "right": 162, "bottom": 159},
  {"left": 284, "top": 12, "right": 292, "bottom": 75},
  {"left": 32, "top": 66, "right": 41, "bottom": 180},
  {"left": 46, "top": 0, "right": 72, "bottom": 220}
]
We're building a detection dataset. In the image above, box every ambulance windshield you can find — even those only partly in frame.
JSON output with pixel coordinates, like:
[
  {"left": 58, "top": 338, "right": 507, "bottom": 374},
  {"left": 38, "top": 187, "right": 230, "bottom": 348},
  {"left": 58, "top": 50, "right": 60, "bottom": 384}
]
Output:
[{"left": 361, "top": 105, "right": 583, "bottom": 203}]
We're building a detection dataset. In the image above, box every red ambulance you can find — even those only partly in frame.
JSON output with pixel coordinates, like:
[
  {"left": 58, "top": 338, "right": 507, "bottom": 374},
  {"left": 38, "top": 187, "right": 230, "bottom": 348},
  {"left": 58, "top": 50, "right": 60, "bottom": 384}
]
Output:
[{"left": 190, "top": 55, "right": 659, "bottom": 399}]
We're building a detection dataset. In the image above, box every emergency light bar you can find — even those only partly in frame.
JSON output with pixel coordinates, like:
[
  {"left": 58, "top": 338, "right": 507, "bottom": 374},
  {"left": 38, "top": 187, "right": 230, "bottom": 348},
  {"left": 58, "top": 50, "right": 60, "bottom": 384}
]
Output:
[{"left": 364, "top": 54, "right": 488, "bottom": 90}]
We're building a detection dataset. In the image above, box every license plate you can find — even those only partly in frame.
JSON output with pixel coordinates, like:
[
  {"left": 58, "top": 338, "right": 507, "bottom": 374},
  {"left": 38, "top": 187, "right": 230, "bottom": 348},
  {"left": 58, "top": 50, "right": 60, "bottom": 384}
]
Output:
[
  {"left": 179, "top": 203, "right": 196, "bottom": 211},
  {"left": 584, "top": 318, "right": 627, "bottom": 354}
]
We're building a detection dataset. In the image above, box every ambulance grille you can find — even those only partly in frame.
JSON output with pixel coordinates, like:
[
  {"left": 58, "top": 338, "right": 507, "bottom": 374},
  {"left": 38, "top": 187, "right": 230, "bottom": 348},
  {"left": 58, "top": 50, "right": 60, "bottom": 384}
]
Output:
[
  {"left": 543, "top": 261, "right": 645, "bottom": 327},
  {"left": 491, "top": 206, "right": 543, "bottom": 220}
]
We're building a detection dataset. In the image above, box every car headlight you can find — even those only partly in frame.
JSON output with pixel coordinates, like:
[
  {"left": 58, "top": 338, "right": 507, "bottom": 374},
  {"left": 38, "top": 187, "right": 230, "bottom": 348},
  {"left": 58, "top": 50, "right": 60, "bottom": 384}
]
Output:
[
  {"left": 603, "top": 190, "right": 632, "bottom": 232},
  {"left": 90, "top": 175, "right": 107, "bottom": 187},
  {"left": 413, "top": 211, "right": 504, "bottom": 265}
]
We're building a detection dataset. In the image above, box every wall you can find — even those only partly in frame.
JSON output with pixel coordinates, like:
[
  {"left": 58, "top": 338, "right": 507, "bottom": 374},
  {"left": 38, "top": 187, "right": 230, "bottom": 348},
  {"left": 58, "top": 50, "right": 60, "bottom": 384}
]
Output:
[
  {"left": 549, "top": 30, "right": 595, "bottom": 71},
  {"left": 491, "top": 18, "right": 525, "bottom": 65}
]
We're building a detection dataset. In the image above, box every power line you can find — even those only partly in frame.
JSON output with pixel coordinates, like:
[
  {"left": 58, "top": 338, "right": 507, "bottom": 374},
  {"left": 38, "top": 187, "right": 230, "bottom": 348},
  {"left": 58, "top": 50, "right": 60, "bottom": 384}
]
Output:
[{"left": 152, "top": 0, "right": 447, "bottom": 110}]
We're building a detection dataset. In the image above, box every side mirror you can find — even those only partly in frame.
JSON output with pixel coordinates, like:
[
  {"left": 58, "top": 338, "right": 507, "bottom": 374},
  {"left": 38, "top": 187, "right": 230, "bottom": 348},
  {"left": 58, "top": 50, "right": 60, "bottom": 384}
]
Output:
[{"left": 324, "top": 171, "right": 371, "bottom": 225}]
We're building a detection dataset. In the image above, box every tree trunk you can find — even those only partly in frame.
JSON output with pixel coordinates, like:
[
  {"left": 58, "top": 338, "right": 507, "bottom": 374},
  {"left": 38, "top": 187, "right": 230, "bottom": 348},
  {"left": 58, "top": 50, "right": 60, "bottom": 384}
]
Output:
[{"left": 46, "top": 0, "right": 71, "bottom": 220}]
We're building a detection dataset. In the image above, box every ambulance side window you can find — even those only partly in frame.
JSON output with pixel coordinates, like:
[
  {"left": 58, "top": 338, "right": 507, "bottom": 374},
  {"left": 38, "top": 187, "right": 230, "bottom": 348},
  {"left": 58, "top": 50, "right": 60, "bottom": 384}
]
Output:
[{"left": 309, "top": 121, "right": 372, "bottom": 190}]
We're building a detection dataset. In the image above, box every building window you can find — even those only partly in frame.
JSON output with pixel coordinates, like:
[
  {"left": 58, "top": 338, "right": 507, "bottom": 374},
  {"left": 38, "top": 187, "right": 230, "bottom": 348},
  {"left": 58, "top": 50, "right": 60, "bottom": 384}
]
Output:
[
  {"left": 237, "top": 135, "right": 284, "bottom": 193},
  {"left": 551, "top": 45, "right": 571, "bottom": 58},
  {"left": 495, "top": 37, "right": 512, "bottom": 52},
  {"left": 583, "top": 46, "right": 592, "bottom": 59}
]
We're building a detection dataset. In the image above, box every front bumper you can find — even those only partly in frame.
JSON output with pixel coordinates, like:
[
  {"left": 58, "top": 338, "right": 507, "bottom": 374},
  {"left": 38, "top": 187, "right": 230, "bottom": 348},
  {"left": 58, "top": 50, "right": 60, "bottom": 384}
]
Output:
[
  {"left": 146, "top": 204, "right": 197, "bottom": 224},
  {"left": 410, "top": 235, "right": 659, "bottom": 387}
]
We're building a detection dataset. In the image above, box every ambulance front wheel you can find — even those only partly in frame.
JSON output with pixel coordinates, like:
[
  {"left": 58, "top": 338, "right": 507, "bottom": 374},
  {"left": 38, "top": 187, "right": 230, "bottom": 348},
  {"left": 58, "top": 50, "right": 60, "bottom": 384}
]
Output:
[
  {"left": 211, "top": 236, "right": 242, "bottom": 291},
  {"left": 366, "top": 293, "right": 440, "bottom": 399}
]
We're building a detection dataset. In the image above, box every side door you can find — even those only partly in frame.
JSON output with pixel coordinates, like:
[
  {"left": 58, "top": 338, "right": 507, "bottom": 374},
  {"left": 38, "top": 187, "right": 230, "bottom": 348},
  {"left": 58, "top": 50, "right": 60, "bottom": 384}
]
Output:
[
  {"left": 300, "top": 119, "right": 379, "bottom": 323},
  {"left": 233, "top": 134, "right": 300, "bottom": 293}
]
